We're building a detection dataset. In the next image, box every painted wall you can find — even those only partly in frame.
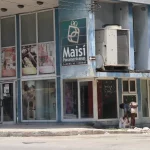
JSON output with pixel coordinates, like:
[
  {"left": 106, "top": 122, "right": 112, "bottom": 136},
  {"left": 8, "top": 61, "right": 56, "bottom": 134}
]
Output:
[{"left": 59, "top": 0, "right": 96, "bottom": 79}]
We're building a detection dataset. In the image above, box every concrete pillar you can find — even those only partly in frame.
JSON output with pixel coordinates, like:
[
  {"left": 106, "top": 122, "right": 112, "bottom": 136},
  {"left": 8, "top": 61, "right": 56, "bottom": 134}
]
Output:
[
  {"left": 35, "top": 80, "right": 44, "bottom": 120},
  {"left": 114, "top": 3, "right": 135, "bottom": 70},
  {"left": 133, "top": 5, "right": 149, "bottom": 70}
]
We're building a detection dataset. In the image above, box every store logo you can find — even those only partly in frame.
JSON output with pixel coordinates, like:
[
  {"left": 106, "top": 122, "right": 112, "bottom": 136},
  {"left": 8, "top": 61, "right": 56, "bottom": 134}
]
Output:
[{"left": 68, "top": 21, "right": 80, "bottom": 44}]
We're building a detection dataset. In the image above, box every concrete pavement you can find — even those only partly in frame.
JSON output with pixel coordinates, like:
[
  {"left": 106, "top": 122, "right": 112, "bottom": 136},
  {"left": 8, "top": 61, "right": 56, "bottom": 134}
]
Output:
[
  {"left": 0, "top": 134, "right": 150, "bottom": 150},
  {"left": 0, "top": 123, "right": 150, "bottom": 137}
]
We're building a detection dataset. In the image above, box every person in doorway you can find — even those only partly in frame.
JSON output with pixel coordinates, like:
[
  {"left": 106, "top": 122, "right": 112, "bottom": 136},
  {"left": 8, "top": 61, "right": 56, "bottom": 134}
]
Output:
[{"left": 120, "top": 101, "right": 138, "bottom": 128}]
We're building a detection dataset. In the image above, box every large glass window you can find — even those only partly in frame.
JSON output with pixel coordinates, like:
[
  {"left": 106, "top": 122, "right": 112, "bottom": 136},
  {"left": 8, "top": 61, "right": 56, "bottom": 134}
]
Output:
[
  {"left": 97, "top": 80, "right": 117, "bottom": 119},
  {"left": 63, "top": 80, "right": 94, "bottom": 119},
  {"left": 20, "top": 10, "right": 55, "bottom": 76},
  {"left": 22, "top": 79, "right": 56, "bottom": 120},
  {"left": 1, "top": 16, "right": 16, "bottom": 77}
]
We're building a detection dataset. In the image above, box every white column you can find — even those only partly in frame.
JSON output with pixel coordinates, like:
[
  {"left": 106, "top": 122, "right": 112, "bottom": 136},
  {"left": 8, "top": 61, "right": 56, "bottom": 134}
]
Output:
[{"left": 35, "top": 81, "right": 44, "bottom": 120}]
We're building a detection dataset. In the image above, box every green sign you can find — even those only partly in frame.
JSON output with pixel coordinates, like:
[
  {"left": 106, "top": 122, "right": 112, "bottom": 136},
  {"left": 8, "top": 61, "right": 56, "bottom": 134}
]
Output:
[{"left": 60, "top": 18, "right": 87, "bottom": 66}]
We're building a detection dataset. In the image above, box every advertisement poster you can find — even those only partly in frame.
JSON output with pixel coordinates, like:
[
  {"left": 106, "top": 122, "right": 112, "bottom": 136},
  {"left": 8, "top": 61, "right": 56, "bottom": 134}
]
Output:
[
  {"left": 22, "top": 81, "right": 36, "bottom": 120},
  {"left": 60, "top": 18, "right": 87, "bottom": 66},
  {"left": 22, "top": 45, "right": 37, "bottom": 76},
  {"left": 38, "top": 42, "right": 55, "bottom": 74},
  {"left": 1, "top": 47, "right": 16, "bottom": 77}
]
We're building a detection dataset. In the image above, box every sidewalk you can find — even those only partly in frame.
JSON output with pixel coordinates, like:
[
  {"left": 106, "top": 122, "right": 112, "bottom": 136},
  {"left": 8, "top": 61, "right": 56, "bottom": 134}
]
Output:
[{"left": 0, "top": 123, "right": 150, "bottom": 137}]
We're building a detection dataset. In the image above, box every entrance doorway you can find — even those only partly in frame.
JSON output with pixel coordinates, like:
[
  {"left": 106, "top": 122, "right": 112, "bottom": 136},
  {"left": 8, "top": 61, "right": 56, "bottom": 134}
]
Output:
[{"left": 0, "top": 82, "right": 15, "bottom": 124}]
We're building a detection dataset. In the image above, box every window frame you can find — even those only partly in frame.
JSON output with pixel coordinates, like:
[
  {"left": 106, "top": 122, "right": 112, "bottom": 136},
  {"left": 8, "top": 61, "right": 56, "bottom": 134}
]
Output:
[
  {"left": 62, "top": 78, "right": 95, "bottom": 122},
  {"left": 21, "top": 77, "right": 57, "bottom": 122},
  {"left": 0, "top": 15, "right": 17, "bottom": 79},
  {"left": 19, "top": 9, "right": 56, "bottom": 79},
  {"left": 122, "top": 79, "right": 137, "bottom": 94}
]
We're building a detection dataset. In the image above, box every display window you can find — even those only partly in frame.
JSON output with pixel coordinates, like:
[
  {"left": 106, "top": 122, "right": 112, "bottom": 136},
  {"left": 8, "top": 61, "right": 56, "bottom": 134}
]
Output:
[
  {"left": 63, "top": 80, "right": 94, "bottom": 120},
  {"left": 22, "top": 79, "right": 56, "bottom": 121},
  {"left": 1, "top": 16, "right": 16, "bottom": 77},
  {"left": 20, "top": 10, "right": 55, "bottom": 77}
]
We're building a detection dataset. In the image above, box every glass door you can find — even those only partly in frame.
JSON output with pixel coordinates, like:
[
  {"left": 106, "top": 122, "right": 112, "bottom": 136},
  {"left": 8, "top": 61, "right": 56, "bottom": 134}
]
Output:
[
  {"left": 2, "top": 83, "right": 14, "bottom": 122},
  {"left": 78, "top": 80, "right": 94, "bottom": 119}
]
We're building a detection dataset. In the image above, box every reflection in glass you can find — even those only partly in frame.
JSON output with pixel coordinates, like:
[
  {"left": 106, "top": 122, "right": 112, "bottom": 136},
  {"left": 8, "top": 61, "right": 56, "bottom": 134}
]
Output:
[
  {"left": 22, "top": 80, "right": 56, "bottom": 120},
  {"left": 80, "top": 81, "right": 93, "bottom": 118},
  {"left": 63, "top": 80, "right": 78, "bottom": 119}
]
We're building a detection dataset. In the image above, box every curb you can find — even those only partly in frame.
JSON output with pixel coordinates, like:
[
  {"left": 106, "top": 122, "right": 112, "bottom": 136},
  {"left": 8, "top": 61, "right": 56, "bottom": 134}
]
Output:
[{"left": 0, "top": 129, "right": 150, "bottom": 137}]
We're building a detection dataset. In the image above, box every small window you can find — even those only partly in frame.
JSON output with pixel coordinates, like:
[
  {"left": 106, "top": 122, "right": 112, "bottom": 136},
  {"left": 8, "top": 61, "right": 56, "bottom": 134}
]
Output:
[
  {"left": 1, "top": 17, "right": 15, "bottom": 47},
  {"left": 21, "top": 13, "right": 36, "bottom": 45},
  {"left": 130, "top": 80, "right": 136, "bottom": 92},
  {"left": 38, "top": 10, "right": 54, "bottom": 43},
  {"left": 122, "top": 79, "right": 136, "bottom": 93},
  {"left": 123, "top": 81, "right": 128, "bottom": 92}
]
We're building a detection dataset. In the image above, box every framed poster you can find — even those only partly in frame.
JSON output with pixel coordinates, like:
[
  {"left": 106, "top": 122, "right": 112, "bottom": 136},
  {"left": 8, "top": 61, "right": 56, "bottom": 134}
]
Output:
[
  {"left": 1, "top": 47, "right": 16, "bottom": 77},
  {"left": 38, "top": 42, "right": 55, "bottom": 74},
  {"left": 22, "top": 45, "right": 37, "bottom": 76},
  {"left": 61, "top": 18, "right": 87, "bottom": 66}
]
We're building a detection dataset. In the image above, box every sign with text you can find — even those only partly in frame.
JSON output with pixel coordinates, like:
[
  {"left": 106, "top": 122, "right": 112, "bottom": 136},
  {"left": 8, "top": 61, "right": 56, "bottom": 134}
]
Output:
[{"left": 60, "top": 18, "right": 87, "bottom": 66}]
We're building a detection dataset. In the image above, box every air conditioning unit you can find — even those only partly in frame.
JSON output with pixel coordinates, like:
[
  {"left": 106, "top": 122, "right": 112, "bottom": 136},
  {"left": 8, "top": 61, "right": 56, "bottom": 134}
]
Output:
[{"left": 95, "top": 25, "right": 130, "bottom": 67}]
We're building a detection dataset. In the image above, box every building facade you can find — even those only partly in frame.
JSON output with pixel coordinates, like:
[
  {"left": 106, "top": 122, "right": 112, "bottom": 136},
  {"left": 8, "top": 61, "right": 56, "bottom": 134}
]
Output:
[{"left": 0, "top": 0, "right": 150, "bottom": 127}]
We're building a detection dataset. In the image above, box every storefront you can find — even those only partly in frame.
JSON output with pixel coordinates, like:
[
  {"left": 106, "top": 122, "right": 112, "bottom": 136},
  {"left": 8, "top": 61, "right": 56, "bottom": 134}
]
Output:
[
  {"left": 0, "top": 7, "right": 58, "bottom": 124},
  {"left": 20, "top": 9, "right": 57, "bottom": 122}
]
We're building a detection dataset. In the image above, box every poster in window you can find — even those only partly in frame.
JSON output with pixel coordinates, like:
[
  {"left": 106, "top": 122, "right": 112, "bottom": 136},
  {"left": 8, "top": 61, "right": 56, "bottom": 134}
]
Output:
[
  {"left": 38, "top": 42, "right": 55, "bottom": 74},
  {"left": 2, "top": 47, "right": 16, "bottom": 77},
  {"left": 22, "top": 45, "right": 37, "bottom": 75}
]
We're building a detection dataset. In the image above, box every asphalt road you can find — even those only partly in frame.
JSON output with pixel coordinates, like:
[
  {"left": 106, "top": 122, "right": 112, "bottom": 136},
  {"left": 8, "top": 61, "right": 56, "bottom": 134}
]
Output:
[{"left": 0, "top": 134, "right": 150, "bottom": 150}]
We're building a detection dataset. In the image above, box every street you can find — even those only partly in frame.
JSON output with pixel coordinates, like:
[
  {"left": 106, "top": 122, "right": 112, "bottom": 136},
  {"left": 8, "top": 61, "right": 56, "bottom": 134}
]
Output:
[{"left": 0, "top": 134, "right": 150, "bottom": 150}]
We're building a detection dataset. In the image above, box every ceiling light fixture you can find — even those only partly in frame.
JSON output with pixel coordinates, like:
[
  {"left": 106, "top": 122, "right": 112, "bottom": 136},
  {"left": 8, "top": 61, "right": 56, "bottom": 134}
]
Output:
[
  {"left": 37, "top": 1, "right": 44, "bottom": 5},
  {"left": 18, "top": 5, "right": 24, "bottom": 9},
  {"left": 1, "top": 8, "right": 7, "bottom": 12}
]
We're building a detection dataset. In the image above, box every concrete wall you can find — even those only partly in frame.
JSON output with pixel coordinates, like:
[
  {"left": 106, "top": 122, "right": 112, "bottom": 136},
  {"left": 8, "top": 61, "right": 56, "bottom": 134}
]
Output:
[{"left": 134, "top": 6, "right": 150, "bottom": 70}]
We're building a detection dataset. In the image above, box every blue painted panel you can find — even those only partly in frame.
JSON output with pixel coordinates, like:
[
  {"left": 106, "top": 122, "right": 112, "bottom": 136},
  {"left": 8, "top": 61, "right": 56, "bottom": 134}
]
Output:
[
  {"left": 118, "top": 79, "right": 123, "bottom": 117},
  {"left": 55, "top": 9, "right": 60, "bottom": 76},
  {"left": 16, "top": 15, "right": 21, "bottom": 123},
  {"left": 137, "top": 79, "right": 142, "bottom": 113},
  {"left": 55, "top": 9, "right": 61, "bottom": 122},
  {"left": 56, "top": 77, "right": 61, "bottom": 122},
  {"left": 59, "top": 0, "right": 96, "bottom": 79}
]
